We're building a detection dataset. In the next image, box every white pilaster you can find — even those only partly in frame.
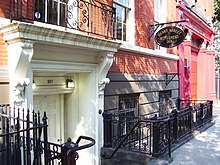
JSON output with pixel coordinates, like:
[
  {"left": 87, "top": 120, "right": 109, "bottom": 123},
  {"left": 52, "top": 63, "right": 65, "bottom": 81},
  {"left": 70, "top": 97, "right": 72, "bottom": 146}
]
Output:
[{"left": 96, "top": 51, "right": 114, "bottom": 164}]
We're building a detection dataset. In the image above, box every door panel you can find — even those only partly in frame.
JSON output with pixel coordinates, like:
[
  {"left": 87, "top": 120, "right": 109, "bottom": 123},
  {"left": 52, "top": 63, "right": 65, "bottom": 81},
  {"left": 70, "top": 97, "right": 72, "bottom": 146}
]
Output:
[{"left": 33, "top": 95, "right": 62, "bottom": 143}]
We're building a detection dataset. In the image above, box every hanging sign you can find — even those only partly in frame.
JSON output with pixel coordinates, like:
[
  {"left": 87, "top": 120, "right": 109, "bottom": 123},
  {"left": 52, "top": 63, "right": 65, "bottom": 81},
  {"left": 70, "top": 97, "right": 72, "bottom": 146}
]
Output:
[{"left": 155, "top": 26, "right": 185, "bottom": 48}]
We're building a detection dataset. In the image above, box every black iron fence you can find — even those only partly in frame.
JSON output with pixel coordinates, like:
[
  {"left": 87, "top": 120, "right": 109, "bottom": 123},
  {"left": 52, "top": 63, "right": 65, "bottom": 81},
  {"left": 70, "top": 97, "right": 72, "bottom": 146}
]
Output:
[
  {"left": 0, "top": 104, "right": 95, "bottom": 165},
  {"left": 102, "top": 100, "right": 213, "bottom": 159},
  {"left": 10, "top": 0, "right": 116, "bottom": 39}
]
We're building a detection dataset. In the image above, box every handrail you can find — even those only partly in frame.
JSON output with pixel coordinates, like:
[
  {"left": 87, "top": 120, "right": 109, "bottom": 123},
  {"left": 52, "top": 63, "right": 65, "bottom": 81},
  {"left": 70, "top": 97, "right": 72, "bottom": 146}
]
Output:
[
  {"left": 102, "top": 120, "right": 139, "bottom": 159},
  {"left": 102, "top": 118, "right": 170, "bottom": 159}
]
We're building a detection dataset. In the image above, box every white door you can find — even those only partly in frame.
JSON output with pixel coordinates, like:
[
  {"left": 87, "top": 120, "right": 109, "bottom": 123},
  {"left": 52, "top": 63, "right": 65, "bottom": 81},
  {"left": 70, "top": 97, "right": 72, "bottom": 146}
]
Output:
[{"left": 33, "top": 94, "right": 64, "bottom": 144}]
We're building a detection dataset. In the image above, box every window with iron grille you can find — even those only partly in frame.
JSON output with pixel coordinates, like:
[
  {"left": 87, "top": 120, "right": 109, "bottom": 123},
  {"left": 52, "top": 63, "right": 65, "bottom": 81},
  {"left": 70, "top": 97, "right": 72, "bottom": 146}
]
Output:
[
  {"left": 113, "top": 0, "right": 130, "bottom": 41},
  {"left": 159, "top": 90, "right": 171, "bottom": 117},
  {"left": 118, "top": 94, "right": 139, "bottom": 135}
]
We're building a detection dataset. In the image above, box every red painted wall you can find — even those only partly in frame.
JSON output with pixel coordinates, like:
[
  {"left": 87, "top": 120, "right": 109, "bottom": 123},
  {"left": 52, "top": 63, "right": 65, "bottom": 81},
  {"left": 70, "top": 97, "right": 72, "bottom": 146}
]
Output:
[{"left": 175, "top": 1, "right": 216, "bottom": 101}]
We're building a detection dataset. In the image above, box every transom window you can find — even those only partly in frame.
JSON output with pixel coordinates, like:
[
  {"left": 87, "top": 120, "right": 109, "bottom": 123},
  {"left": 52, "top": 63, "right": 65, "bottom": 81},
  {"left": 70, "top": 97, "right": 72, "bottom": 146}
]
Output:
[{"left": 113, "top": 0, "right": 130, "bottom": 41}]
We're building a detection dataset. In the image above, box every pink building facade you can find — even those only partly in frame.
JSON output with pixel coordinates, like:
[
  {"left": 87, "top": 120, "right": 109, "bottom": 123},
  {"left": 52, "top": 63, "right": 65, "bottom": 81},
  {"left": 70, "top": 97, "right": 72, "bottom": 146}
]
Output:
[{"left": 175, "top": 1, "right": 216, "bottom": 101}]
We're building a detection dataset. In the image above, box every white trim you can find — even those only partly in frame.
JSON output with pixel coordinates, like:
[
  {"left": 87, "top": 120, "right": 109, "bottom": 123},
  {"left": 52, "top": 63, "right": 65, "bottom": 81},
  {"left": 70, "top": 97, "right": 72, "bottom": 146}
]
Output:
[
  {"left": 1, "top": 23, "right": 121, "bottom": 52},
  {"left": 31, "top": 60, "right": 96, "bottom": 72},
  {"left": 120, "top": 42, "right": 179, "bottom": 60},
  {"left": 0, "top": 18, "right": 11, "bottom": 27},
  {"left": 0, "top": 67, "right": 9, "bottom": 81}
]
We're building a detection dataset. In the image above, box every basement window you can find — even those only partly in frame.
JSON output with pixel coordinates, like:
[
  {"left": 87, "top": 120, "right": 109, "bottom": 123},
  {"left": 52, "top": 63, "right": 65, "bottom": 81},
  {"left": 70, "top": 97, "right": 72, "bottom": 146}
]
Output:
[{"left": 118, "top": 94, "right": 139, "bottom": 135}]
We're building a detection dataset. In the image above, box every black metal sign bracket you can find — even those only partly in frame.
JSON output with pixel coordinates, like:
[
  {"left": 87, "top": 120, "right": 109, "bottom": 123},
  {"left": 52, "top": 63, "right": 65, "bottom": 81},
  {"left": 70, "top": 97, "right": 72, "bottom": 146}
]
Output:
[
  {"left": 165, "top": 73, "right": 178, "bottom": 86},
  {"left": 148, "top": 19, "right": 189, "bottom": 41}
]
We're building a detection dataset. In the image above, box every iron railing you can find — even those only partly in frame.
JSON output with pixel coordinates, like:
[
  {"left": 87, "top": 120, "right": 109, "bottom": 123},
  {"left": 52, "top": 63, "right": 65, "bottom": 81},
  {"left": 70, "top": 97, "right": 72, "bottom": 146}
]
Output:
[
  {"left": 102, "top": 100, "right": 213, "bottom": 159},
  {"left": 10, "top": 0, "right": 116, "bottom": 39},
  {"left": 0, "top": 104, "right": 95, "bottom": 165},
  {"left": 0, "top": 104, "right": 63, "bottom": 164}
]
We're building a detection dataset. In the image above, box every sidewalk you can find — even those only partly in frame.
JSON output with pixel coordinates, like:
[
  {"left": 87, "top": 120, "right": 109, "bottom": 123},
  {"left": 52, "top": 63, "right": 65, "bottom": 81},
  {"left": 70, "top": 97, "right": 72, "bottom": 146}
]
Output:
[{"left": 169, "top": 103, "right": 220, "bottom": 165}]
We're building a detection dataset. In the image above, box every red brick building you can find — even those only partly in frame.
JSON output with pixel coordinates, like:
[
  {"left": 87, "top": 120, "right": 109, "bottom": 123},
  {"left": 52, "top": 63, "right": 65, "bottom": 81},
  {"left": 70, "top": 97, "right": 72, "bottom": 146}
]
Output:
[
  {"left": 105, "top": 0, "right": 179, "bottom": 118},
  {"left": 104, "top": 0, "right": 216, "bottom": 121},
  {"left": 0, "top": 0, "right": 216, "bottom": 164}
]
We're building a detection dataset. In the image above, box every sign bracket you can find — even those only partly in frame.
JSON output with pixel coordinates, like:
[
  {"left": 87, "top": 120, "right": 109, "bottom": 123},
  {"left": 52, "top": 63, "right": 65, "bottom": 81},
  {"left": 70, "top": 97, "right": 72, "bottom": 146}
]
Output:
[
  {"left": 165, "top": 73, "right": 178, "bottom": 86},
  {"left": 148, "top": 19, "right": 188, "bottom": 41}
]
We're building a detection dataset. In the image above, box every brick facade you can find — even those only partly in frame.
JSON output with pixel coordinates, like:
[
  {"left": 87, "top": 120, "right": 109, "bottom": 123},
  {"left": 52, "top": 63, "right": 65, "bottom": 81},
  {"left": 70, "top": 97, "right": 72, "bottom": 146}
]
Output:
[
  {"left": 109, "top": 50, "right": 177, "bottom": 74},
  {"left": 135, "top": 0, "right": 154, "bottom": 49},
  {"left": 0, "top": 0, "right": 10, "bottom": 18}
]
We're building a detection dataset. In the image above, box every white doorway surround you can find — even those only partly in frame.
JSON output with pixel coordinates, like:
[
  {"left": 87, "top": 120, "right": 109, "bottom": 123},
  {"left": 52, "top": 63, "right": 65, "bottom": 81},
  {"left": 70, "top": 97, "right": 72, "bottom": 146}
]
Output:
[{"left": 30, "top": 56, "right": 110, "bottom": 164}]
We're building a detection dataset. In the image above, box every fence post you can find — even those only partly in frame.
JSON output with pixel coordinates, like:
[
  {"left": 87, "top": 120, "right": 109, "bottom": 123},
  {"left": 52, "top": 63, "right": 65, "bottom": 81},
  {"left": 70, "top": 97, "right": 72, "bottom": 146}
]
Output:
[
  {"left": 188, "top": 106, "right": 192, "bottom": 133},
  {"left": 210, "top": 101, "right": 213, "bottom": 119},
  {"left": 177, "top": 98, "right": 181, "bottom": 110},
  {"left": 200, "top": 103, "right": 204, "bottom": 126},
  {"left": 26, "top": 109, "right": 31, "bottom": 165},
  {"left": 6, "top": 118, "right": 11, "bottom": 165},
  {"left": 168, "top": 119, "right": 171, "bottom": 157},
  {"left": 102, "top": 111, "right": 112, "bottom": 147},
  {"left": 152, "top": 120, "right": 160, "bottom": 157},
  {"left": 173, "top": 110, "right": 178, "bottom": 141},
  {"left": 61, "top": 137, "right": 78, "bottom": 165},
  {"left": 16, "top": 109, "right": 21, "bottom": 165},
  {"left": 43, "top": 112, "right": 49, "bottom": 165}
]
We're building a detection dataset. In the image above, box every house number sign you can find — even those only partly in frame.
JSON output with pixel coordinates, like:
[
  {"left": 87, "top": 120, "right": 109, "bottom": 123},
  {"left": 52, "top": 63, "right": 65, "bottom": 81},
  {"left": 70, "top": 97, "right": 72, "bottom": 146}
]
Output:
[{"left": 155, "top": 26, "right": 185, "bottom": 48}]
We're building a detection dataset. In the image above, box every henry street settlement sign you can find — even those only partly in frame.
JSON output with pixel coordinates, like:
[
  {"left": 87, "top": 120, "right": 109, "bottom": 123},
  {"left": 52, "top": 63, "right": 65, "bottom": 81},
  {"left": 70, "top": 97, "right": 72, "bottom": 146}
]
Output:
[{"left": 155, "top": 26, "right": 185, "bottom": 48}]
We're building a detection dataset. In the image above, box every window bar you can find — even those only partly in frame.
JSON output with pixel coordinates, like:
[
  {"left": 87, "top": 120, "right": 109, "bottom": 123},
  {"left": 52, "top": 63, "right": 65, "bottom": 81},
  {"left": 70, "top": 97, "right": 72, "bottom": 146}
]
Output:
[
  {"left": 16, "top": 0, "right": 19, "bottom": 18},
  {"left": 57, "top": 0, "right": 60, "bottom": 25},
  {"left": 45, "top": 0, "right": 48, "bottom": 22},
  {"left": 52, "top": 0, "right": 54, "bottom": 24},
  {"left": 42, "top": 0, "right": 45, "bottom": 22}
]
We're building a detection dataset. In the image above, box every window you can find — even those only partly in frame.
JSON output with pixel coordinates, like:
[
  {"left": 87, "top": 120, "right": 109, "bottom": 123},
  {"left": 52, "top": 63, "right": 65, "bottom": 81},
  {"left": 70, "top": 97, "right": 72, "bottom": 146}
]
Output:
[
  {"left": 34, "top": 0, "right": 67, "bottom": 26},
  {"left": 159, "top": 91, "right": 171, "bottom": 117},
  {"left": 154, "top": 0, "right": 167, "bottom": 50},
  {"left": 118, "top": 94, "right": 139, "bottom": 135},
  {"left": 113, "top": 0, "right": 130, "bottom": 41}
]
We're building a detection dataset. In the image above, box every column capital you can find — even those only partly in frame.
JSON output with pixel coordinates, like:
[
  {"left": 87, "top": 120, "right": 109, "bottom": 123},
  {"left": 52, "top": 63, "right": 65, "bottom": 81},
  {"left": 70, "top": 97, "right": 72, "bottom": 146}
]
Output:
[
  {"left": 97, "top": 52, "right": 114, "bottom": 97},
  {"left": 7, "top": 40, "right": 34, "bottom": 106}
]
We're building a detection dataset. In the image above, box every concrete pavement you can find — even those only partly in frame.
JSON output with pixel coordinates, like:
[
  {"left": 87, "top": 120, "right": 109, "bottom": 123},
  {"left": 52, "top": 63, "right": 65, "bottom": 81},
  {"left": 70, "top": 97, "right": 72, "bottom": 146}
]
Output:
[{"left": 169, "top": 103, "right": 220, "bottom": 165}]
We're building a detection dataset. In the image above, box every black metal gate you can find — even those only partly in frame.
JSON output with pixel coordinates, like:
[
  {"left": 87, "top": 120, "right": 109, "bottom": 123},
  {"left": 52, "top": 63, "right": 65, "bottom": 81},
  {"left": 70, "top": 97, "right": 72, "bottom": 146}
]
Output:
[
  {"left": 0, "top": 104, "right": 95, "bottom": 165},
  {"left": 0, "top": 104, "right": 60, "bottom": 165}
]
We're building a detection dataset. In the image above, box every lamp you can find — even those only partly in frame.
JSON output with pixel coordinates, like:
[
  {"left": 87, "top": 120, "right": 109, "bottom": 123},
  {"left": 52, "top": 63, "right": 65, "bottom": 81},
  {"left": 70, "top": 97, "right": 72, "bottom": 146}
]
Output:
[
  {"left": 66, "top": 79, "right": 74, "bottom": 88},
  {"left": 32, "top": 80, "right": 36, "bottom": 90}
]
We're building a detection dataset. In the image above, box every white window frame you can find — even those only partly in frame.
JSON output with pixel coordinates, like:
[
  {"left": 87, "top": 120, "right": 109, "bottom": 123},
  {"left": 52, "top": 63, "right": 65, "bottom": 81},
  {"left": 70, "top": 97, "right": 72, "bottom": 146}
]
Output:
[
  {"left": 154, "top": 0, "right": 167, "bottom": 51},
  {"left": 113, "top": 0, "right": 134, "bottom": 43}
]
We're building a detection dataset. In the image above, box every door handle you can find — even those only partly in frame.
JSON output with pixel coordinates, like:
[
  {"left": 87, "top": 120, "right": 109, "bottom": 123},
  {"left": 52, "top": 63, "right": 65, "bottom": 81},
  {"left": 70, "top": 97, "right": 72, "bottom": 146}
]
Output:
[{"left": 57, "top": 139, "right": 62, "bottom": 142}]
